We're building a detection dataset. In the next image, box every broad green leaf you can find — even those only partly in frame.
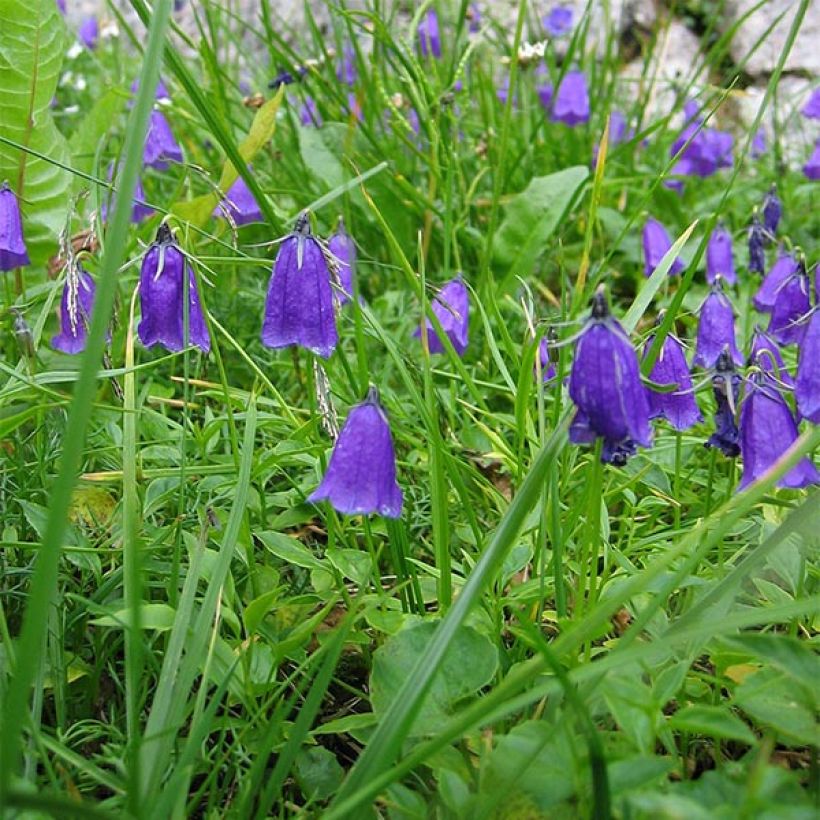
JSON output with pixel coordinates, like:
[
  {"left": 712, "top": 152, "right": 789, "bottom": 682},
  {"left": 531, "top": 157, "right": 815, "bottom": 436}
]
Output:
[
  {"left": 370, "top": 621, "right": 498, "bottom": 737},
  {"left": 494, "top": 166, "right": 589, "bottom": 293},
  {"left": 297, "top": 124, "right": 346, "bottom": 191},
  {"left": 0, "top": 0, "right": 71, "bottom": 262},
  {"left": 294, "top": 746, "right": 344, "bottom": 801},
  {"left": 258, "top": 530, "right": 327, "bottom": 572},
  {"left": 721, "top": 634, "right": 820, "bottom": 693},
  {"left": 668, "top": 705, "right": 756, "bottom": 744}
]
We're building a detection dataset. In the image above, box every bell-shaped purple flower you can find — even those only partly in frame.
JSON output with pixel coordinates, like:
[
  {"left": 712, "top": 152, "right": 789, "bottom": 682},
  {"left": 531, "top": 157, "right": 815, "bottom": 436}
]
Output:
[
  {"left": 551, "top": 70, "right": 590, "bottom": 126},
  {"left": 693, "top": 281, "right": 742, "bottom": 369},
  {"left": 643, "top": 217, "right": 684, "bottom": 277},
  {"left": 129, "top": 77, "right": 171, "bottom": 108},
  {"left": 535, "top": 65, "right": 553, "bottom": 112},
  {"left": 804, "top": 138, "right": 820, "bottom": 181},
  {"left": 102, "top": 163, "right": 153, "bottom": 224},
  {"left": 467, "top": 3, "right": 481, "bottom": 33},
  {"left": 138, "top": 223, "right": 210, "bottom": 354},
  {"left": 299, "top": 96, "right": 322, "bottom": 127},
  {"left": 796, "top": 309, "right": 820, "bottom": 423},
  {"left": 643, "top": 333, "right": 702, "bottom": 430},
  {"left": 801, "top": 88, "right": 820, "bottom": 119},
  {"left": 52, "top": 265, "right": 97, "bottom": 354},
  {"left": 568, "top": 289, "right": 652, "bottom": 465},
  {"left": 706, "top": 223, "right": 736, "bottom": 285},
  {"left": 705, "top": 350, "right": 741, "bottom": 457},
  {"left": 768, "top": 262, "right": 810, "bottom": 346},
  {"left": 535, "top": 331, "right": 557, "bottom": 382},
  {"left": 418, "top": 9, "right": 442, "bottom": 58},
  {"left": 738, "top": 375, "right": 820, "bottom": 491},
  {"left": 544, "top": 5, "right": 574, "bottom": 36},
  {"left": 748, "top": 215, "right": 765, "bottom": 274},
  {"left": 0, "top": 182, "right": 30, "bottom": 271},
  {"left": 308, "top": 386, "right": 403, "bottom": 518},
  {"left": 328, "top": 219, "right": 356, "bottom": 306},
  {"left": 751, "top": 128, "right": 766, "bottom": 158},
  {"left": 214, "top": 173, "right": 262, "bottom": 226},
  {"left": 337, "top": 45, "right": 357, "bottom": 86},
  {"left": 261, "top": 212, "right": 337, "bottom": 359},
  {"left": 749, "top": 326, "right": 793, "bottom": 387},
  {"left": 413, "top": 274, "right": 469, "bottom": 356},
  {"left": 78, "top": 16, "right": 98, "bottom": 50},
  {"left": 753, "top": 251, "right": 797, "bottom": 312},
  {"left": 761, "top": 184, "right": 781, "bottom": 237},
  {"left": 144, "top": 110, "right": 183, "bottom": 170}
]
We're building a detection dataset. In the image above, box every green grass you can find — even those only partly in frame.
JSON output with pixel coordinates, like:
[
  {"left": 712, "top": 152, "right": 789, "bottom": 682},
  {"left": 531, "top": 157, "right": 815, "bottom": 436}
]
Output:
[{"left": 0, "top": 0, "right": 819, "bottom": 817}]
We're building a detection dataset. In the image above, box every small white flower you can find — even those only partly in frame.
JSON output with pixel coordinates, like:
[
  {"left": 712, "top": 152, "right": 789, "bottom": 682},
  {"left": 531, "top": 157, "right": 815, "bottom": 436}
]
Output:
[
  {"left": 66, "top": 42, "right": 83, "bottom": 60},
  {"left": 100, "top": 20, "right": 120, "bottom": 39}
]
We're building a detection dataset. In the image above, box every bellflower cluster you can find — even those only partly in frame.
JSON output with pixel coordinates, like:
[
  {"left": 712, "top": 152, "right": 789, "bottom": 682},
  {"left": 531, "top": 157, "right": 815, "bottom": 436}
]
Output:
[
  {"left": 643, "top": 331, "right": 702, "bottom": 430},
  {"left": 706, "top": 223, "right": 736, "bottom": 285},
  {"left": 568, "top": 290, "right": 652, "bottom": 465},
  {"left": 0, "top": 182, "right": 30, "bottom": 271},
  {"left": 693, "top": 281, "right": 743, "bottom": 369},
  {"left": 551, "top": 70, "right": 590, "bottom": 126},
  {"left": 643, "top": 217, "right": 684, "bottom": 277},
  {"left": 52, "top": 265, "right": 97, "bottom": 354},
  {"left": 308, "top": 386, "right": 403, "bottom": 518},
  {"left": 261, "top": 211, "right": 338, "bottom": 359},
  {"left": 413, "top": 275, "right": 470, "bottom": 356},
  {"left": 738, "top": 375, "right": 820, "bottom": 490},
  {"left": 138, "top": 224, "right": 210, "bottom": 354}
]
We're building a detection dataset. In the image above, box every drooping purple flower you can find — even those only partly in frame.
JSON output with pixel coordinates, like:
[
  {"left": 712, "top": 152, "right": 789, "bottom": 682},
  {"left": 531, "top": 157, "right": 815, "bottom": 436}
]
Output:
[
  {"left": 535, "top": 65, "right": 553, "bottom": 111},
  {"left": 705, "top": 350, "right": 741, "bottom": 457},
  {"left": 749, "top": 325, "right": 793, "bottom": 387},
  {"left": 693, "top": 282, "right": 743, "bottom": 369},
  {"left": 0, "top": 182, "right": 30, "bottom": 271},
  {"left": 138, "top": 224, "right": 210, "bottom": 354},
  {"left": 761, "top": 184, "right": 781, "bottom": 237},
  {"left": 298, "top": 95, "right": 322, "bottom": 127},
  {"left": 337, "top": 45, "right": 357, "bottom": 86},
  {"left": 413, "top": 274, "right": 469, "bottom": 356},
  {"left": 568, "top": 289, "right": 652, "bottom": 465},
  {"left": 551, "top": 70, "right": 590, "bottom": 126},
  {"left": 796, "top": 309, "right": 820, "bottom": 423},
  {"left": 308, "top": 386, "right": 403, "bottom": 518},
  {"left": 706, "top": 223, "right": 736, "bottom": 285},
  {"left": 143, "top": 110, "right": 183, "bottom": 169},
  {"left": 738, "top": 375, "right": 820, "bottom": 491},
  {"left": 261, "top": 211, "right": 337, "bottom": 359},
  {"left": 536, "top": 330, "right": 557, "bottom": 382},
  {"left": 643, "top": 217, "right": 684, "bottom": 277},
  {"left": 102, "top": 162, "right": 153, "bottom": 224},
  {"left": 213, "top": 172, "right": 262, "bottom": 226},
  {"left": 467, "top": 3, "right": 481, "bottom": 33},
  {"left": 78, "top": 17, "right": 98, "bottom": 50},
  {"left": 129, "top": 78, "right": 171, "bottom": 106},
  {"left": 753, "top": 251, "right": 797, "bottom": 312},
  {"left": 804, "top": 138, "right": 820, "bottom": 180},
  {"left": 801, "top": 88, "right": 820, "bottom": 119},
  {"left": 768, "top": 261, "right": 810, "bottom": 346},
  {"left": 643, "top": 332, "right": 702, "bottom": 430},
  {"left": 328, "top": 217, "right": 356, "bottom": 306},
  {"left": 751, "top": 128, "right": 766, "bottom": 157},
  {"left": 544, "top": 5, "right": 574, "bottom": 36},
  {"left": 418, "top": 9, "right": 442, "bottom": 59},
  {"left": 51, "top": 265, "right": 97, "bottom": 354},
  {"left": 670, "top": 104, "right": 733, "bottom": 178},
  {"left": 748, "top": 215, "right": 765, "bottom": 275}
]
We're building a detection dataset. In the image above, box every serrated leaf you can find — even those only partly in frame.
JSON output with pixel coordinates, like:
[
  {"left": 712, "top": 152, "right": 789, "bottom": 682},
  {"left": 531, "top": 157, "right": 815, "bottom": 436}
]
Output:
[
  {"left": 494, "top": 166, "right": 588, "bottom": 293},
  {"left": 0, "top": 0, "right": 71, "bottom": 262}
]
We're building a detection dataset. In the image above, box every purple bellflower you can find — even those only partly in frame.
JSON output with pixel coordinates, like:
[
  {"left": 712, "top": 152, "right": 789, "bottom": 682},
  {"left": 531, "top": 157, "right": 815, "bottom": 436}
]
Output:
[
  {"left": 138, "top": 223, "right": 210, "bottom": 354},
  {"left": 705, "top": 350, "right": 741, "bottom": 457},
  {"left": 693, "top": 281, "right": 743, "bottom": 369},
  {"left": 328, "top": 218, "right": 356, "bottom": 306},
  {"left": 337, "top": 46, "right": 357, "bottom": 86},
  {"left": 52, "top": 265, "right": 97, "bottom": 354},
  {"left": 801, "top": 88, "right": 820, "bottom": 119},
  {"left": 751, "top": 128, "right": 766, "bottom": 158},
  {"left": 144, "top": 110, "right": 183, "bottom": 169},
  {"left": 568, "top": 289, "right": 652, "bottom": 466},
  {"left": 768, "top": 261, "right": 811, "bottom": 346},
  {"left": 796, "top": 309, "right": 820, "bottom": 423},
  {"left": 544, "top": 5, "right": 574, "bottom": 36},
  {"left": 129, "top": 78, "right": 171, "bottom": 107},
  {"left": 738, "top": 375, "right": 820, "bottom": 491},
  {"left": 102, "top": 163, "right": 153, "bottom": 224},
  {"left": 261, "top": 211, "right": 337, "bottom": 359},
  {"left": 418, "top": 9, "right": 442, "bottom": 58},
  {"left": 0, "top": 182, "right": 30, "bottom": 271},
  {"left": 78, "top": 16, "right": 98, "bottom": 50},
  {"left": 643, "top": 217, "right": 684, "bottom": 277},
  {"left": 749, "top": 325, "right": 794, "bottom": 387},
  {"left": 551, "top": 70, "right": 590, "bottom": 126},
  {"left": 536, "top": 330, "right": 557, "bottom": 382},
  {"left": 308, "top": 386, "right": 403, "bottom": 518},
  {"left": 670, "top": 102, "right": 734, "bottom": 179},
  {"left": 56, "top": 0, "right": 66, "bottom": 14},
  {"left": 748, "top": 215, "right": 766, "bottom": 275},
  {"left": 214, "top": 173, "right": 262, "bottom": 226},
  {"left": 467, "top": 3, "right": 481, "bottom": 33},
  {"left": 299, "top": 96, "right": 322, "bottom": 127},
  {"left": 643, "top": 331, "right": 702, "bottom": 430},
  {"left": 706, "top": 222, "right": 736, "bottom": 285},
  {"left": 535, "top": 65, "right": 553, "bottom": 112},
  {"left": 804, "top": 138, "right": 820, "bottom": 180},
  {"left": 761, "top": 184, "right": 781, "bottom": 237},
  {"left": 754, "top": 250, "right": 797, "bottom": 312},
  {"left": 413, "top": 274, "right": 469, "bottom": 356}
]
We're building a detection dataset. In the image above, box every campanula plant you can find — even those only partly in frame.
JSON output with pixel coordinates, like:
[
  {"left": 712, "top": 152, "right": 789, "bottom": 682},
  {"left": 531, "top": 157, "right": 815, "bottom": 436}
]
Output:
[
  {"left": 643, "top": 217, "right": 684, "bottom": 277},
  {"left": 413, "top": 274, "right": 470, "bottom": 356},
  {"left": 693, "top": 280, "right": 743, "bottom": 369},
  {"left": 51, "top": 264, "right": 97, "bottom": 354},
  {"left": 0, "top": 182, "right": 30, "bottom": 271},
  {"left": 643, "top": 330, "right": 702, "bottom": 430}
]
